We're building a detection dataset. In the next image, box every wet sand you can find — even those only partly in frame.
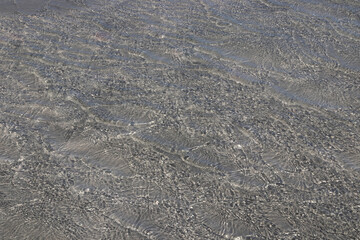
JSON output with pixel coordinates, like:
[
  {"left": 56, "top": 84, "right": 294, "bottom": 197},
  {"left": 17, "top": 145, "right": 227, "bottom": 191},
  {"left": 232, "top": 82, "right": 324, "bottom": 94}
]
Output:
[{"left": 0, "top": 0, "right": 359, "bottom": 239}]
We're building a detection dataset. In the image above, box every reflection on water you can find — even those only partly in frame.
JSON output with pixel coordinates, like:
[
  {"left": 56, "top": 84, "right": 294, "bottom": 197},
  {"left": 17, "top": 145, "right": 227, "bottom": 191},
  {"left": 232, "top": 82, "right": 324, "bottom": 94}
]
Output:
[
  {"left": 0, "top": 0, "right": 96, "bottom": 14},
  {"left": 0, "top": 0, "right": 359, "bottom": 239}
]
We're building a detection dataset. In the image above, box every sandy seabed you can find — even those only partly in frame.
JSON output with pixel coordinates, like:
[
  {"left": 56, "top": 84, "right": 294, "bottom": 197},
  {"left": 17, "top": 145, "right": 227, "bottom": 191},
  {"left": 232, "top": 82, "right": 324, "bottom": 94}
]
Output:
[{"left": 0, "top": 0, "right": 359, "bottom": 239}]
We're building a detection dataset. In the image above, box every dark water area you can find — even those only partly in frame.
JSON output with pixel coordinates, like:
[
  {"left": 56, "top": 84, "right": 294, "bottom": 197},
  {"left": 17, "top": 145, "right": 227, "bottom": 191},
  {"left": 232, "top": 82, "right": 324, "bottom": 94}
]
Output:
[{"left": 0, "top": 0, "right": 359, "bottom": 239}]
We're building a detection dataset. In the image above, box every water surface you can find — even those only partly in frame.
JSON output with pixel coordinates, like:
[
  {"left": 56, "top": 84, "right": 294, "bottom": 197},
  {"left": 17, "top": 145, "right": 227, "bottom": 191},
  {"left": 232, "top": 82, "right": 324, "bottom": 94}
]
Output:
[{"left": 0, "top": 0, "right": 359, "bottom": 239}]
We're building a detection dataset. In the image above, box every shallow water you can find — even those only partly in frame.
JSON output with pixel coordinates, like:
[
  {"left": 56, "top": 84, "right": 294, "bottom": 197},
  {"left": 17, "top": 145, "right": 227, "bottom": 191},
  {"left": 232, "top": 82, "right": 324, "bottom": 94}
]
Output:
[{"left": 0, "top": 0, "right": 359, "bottom": 239}]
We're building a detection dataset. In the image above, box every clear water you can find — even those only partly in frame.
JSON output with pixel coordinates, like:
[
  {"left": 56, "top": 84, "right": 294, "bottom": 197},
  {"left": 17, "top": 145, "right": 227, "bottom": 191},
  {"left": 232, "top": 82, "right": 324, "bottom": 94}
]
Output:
[{"left": 0, "top": 0, "right": 359, "bottom": 239}]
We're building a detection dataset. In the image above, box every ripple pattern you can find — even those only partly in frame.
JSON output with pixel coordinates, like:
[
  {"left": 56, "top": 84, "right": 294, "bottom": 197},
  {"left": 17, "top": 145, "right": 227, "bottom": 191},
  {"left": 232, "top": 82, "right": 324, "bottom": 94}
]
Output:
[{"left": 0, "top": 0, "right": 359, "bottom": 239}]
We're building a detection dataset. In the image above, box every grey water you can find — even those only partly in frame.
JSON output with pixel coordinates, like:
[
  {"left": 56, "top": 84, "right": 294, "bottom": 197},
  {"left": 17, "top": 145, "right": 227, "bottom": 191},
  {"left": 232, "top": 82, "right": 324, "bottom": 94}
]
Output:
[{"left": 0, "top": 0, "right": 359, "bottom": 239}]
